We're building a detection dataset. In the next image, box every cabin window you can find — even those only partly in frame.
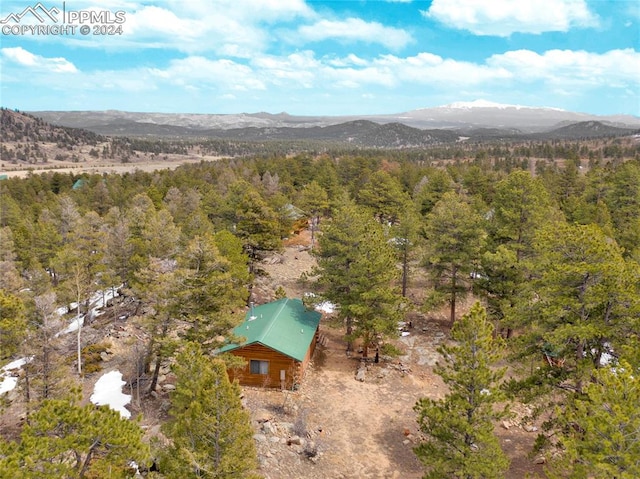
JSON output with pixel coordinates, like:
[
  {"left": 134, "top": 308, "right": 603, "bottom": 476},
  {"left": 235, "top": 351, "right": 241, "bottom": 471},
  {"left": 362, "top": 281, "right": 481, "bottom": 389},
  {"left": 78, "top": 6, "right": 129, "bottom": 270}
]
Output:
[{"left": 250, "top": 360, "right": 269, "bottom": 375}]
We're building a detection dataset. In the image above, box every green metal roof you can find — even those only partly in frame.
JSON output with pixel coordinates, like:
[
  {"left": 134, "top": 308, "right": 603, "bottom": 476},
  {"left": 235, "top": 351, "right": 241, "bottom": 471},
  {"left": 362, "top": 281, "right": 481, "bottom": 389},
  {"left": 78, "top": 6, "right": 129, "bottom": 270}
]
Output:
[
  {"left": 72, "top": 178, "right": 88, "bottom": 190},
  {"left": 220, "top": 298, "right": 321, "bottom": 362}
]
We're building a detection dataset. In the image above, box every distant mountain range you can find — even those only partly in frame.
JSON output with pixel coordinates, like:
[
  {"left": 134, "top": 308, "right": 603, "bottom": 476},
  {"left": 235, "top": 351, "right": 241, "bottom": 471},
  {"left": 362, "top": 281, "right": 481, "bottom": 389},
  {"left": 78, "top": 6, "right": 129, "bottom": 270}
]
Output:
[{"left": 27, "top": 101, "right": 640, "bottom": 145}]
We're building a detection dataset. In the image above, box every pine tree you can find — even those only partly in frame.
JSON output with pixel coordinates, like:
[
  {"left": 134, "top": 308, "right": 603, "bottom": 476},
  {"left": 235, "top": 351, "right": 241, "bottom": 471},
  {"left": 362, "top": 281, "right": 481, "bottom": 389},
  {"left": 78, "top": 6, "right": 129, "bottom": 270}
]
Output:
[
  {"left": 414, "top": 302, "right": 509, "bottom": 479},
  {"left": 0, "top": 290, "right": 27, "bottom": 360},
  {"left": 422, "top": 191, "right": 486, "bottom": 325},
  {"left": 226, "top": 180, "right": 282, "bottom": 271},
  {"left": 476, "top": 171, "right": 561, "bottom": 335},
  {"left": 357, "top": 170, "right": 410, "bottom": 225},
  {"left": 298, "top": 180, "right": 329, "bottom": 249},
  {"left": 515, "top": 223, "right": 638, "bottom": 378},
  {"left": 131, "top": 257, "right": 182, "bottom": 394},
  {"left": 177, "top": 232, "right": 248, "bottom": 347},
  {"left": 160, "top": 343, "right": 259, "bottom": 478},
  {"left": 0, "top": 395, "right": 148, "bottom": 478},
  {"left": 315, "top": 199, "right": 403, "bottom": 356},
  {"left": 547, "top": 361, "right": 640, "bottom": 479}
]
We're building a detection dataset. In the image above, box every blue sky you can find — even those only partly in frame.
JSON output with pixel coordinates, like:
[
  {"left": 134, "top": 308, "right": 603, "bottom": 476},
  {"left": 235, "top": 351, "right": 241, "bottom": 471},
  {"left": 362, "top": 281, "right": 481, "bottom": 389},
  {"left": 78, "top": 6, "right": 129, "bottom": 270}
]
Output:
[{"left": 1, "top": 0, "right": 638, "bottom": 115}]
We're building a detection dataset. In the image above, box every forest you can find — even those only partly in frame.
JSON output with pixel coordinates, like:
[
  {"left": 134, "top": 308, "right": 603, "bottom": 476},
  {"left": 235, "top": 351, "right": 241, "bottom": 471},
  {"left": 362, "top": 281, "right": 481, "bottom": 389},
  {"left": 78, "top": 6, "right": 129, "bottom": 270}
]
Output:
[{"left": 0, "top": 131, "right": 639, "bottom": 478}]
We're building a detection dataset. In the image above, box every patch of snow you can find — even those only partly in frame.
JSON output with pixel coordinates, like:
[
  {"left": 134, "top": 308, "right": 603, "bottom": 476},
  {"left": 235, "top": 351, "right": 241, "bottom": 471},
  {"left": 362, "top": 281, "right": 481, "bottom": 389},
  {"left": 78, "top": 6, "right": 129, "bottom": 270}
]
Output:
[
  {"left": 0, "top": 376, "right": 17, "bottom": 395},
  {"left": 56, "top": 286, "right": 121, "bottom": 337},
  {"left": 304, "top": 292, "right": 338, "bottom": 314},
  {"left": 401, "top": 331, "right": 410, "bottom": 337},
  {"left": 90, "top": 370, "right": 131, "bottom": 419},
  {"left": 600, "top": 352, "right": 614, "bottom": 366},
  {"left": 57, "top": 315, "right": 84, "bottom": 337},
  {"left": 2, "top": 357, "right": 31, "bottom": 371},
  {"left": 0, "top": 357, "right": 32, "bottom": 394},
  {"left": 316, "top": 301, "right": 336, "bottom": 314}
]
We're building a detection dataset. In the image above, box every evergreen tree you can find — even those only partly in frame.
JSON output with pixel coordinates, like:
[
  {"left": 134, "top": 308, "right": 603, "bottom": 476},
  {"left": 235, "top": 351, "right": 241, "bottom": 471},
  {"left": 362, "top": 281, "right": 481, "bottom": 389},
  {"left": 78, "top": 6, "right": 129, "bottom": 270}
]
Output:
[
  {"left": 213, "top": 229, "right": 252, "bottom": 301},
  {"left": 489, "top": 170, "right": 558, "bottom": 262},
  {"left": 226, "top": 181, "right": 282, "bottom": 272},
  {"left": 177, "top": 233, "right": 248, "bottom": 347},
  {"left": 477, "top": 170, "right": 561, "bottom": 337},
  {"left": 0, "top": 395, "right": 148, "bottom": 479},
  {"left": 413, "top": 169, "right": 454, "bottom": 216},
  {"left": 21, "top": 292, "right": 68, "bottom": 409},
  {"left": 547, "top": 361, "right": 640, "bottom": 479},
  {"left": 605, "top": 161, "right": 640, "bottom": 259},
  {"left": 0, "top": 226, "right": 25, "bottom": 293},
  {"left": 514, "top": 223, "right": 638, "bottom": 379},
  {"left": 422, "top": 191, "right": 486, "bottom": 325},
  {"left": 0, "top": 290, "right": 28, "bottom": 360},
  {"left": 131, "top": 257, "right": 183, "bottom": 394},
  {"left": 160, "top": 343, "right": 259, "bottom": 478},
  {"left": 315, "top": 199, "right": 403, "bottom": 355},
  {"left": 298, "top": 180, "right": 329, "bottom": 249},
  {"left": 393, "top": 207, "right": 420, "bottom": 297},
  {"left": 357, "top": 170, "right": 410, "bottom": 225},
  {"left": 414, "top": 302, "right": 509, "bottom": 479}
]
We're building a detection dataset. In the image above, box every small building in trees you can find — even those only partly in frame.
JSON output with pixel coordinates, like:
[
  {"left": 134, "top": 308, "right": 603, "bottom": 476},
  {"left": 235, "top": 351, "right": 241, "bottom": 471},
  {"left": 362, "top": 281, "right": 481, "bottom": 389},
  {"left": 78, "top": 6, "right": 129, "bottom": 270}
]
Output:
[{"left": 220, "top": 298, "right": 321, "bottom": 389}]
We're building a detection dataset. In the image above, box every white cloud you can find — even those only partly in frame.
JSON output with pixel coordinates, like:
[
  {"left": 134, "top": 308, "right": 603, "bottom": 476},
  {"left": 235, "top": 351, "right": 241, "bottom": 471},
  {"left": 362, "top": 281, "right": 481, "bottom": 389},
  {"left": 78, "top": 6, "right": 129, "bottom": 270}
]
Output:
[
  {"left": 1, "top": 47, "right": 77, "bottom": 73},
  {"left": 78, "top": 0, "right": 315, "bottom": 56},
  {"left": 252, "top": 51, "right": 320, "bottom": 87},
  {"left": 424, "top": 0, "right": 599, "bottom": 36},
  {"left": 488, "top": 48, "right": 640, "bottom": 87},
  {"left": 150, "top": 56, "right": 266, "bottom": 91},
  {"left": 296, "top": 18, "right": 412, "bottom": 50}
]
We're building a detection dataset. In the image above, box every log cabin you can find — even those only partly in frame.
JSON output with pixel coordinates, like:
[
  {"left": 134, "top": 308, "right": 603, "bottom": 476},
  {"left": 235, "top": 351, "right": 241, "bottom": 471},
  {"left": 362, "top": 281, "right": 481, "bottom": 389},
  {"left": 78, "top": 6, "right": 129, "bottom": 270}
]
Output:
[{"left": 220, "top": 298, "right": 321, "bottom": 389}]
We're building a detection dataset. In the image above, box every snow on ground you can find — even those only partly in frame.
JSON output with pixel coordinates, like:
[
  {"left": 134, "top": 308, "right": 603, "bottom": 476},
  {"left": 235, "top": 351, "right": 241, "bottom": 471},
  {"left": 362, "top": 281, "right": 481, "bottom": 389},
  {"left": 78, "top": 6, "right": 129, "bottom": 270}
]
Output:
[
  {"left": 56, "top": 286, "right": 121, "bottom": 337},
  {"left": 90, "top": 370, "right": 131, "bottom": 419},
  {"left": 0, "top": 357, "right": 32, "bottom": 395},
  {"left": 316, "top": 301, "right": 336, "bottom": 314},
  {"left": 2, "top": 286, "right": 120, "bottom": 394},
  {"left": 0, "top": 376, "right": 17, "bottom": 395},
  {"left": 303, "top": 292, "right": 338, "bottom": 314}
]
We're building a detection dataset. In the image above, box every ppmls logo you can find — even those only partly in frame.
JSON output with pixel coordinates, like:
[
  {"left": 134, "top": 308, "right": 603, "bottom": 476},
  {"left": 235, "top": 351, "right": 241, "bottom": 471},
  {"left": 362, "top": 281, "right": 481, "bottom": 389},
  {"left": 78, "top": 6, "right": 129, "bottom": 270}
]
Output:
[
  {"left": 1, "top": 2, "right": 126, "bottom": 36},
  {"left": 1, "top": 3, "right": 60, "bottom": 23}
]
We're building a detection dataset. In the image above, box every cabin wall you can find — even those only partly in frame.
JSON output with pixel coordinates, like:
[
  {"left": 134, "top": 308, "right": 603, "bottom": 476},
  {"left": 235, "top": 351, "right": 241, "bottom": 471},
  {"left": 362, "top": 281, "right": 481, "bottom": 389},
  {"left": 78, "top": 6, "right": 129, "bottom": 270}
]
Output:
[
  {"left": 226, "top": 326, "right": 320, "bottom": 389},
  {"left": 227, "top": 343, "right": 299, "bottom": 389},
  {"left": 300, "top": 327, "right": 319, "bottom": 376}
]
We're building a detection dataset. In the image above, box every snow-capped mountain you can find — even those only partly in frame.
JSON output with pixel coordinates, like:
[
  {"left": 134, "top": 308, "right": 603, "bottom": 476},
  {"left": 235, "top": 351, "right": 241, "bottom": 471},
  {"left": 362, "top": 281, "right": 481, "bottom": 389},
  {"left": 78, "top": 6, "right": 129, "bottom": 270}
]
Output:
[{"left": 436, "top": 99, "right": 566, "bottom": 111}]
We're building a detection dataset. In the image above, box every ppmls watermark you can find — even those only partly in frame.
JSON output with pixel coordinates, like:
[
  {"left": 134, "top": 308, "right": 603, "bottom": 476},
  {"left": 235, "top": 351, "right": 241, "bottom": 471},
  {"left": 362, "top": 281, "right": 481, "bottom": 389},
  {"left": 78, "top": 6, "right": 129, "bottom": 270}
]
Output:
[{"left": 1, "top": 2, "right": 126, "bottom": 36}]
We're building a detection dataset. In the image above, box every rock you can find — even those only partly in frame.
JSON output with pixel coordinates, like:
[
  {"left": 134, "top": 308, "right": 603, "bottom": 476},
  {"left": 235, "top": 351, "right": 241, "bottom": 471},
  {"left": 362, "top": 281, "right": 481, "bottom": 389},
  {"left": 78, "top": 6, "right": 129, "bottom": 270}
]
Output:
[
  {"left": 253, "top": 434, "right": 267, "bottom": 443},
  {"left": 403, "top": 439, "right": 411, "bottom": 445},
  {"left": 534, "top": 455, "right": 547, "bottom": 464},
  {"left": 501, "top": 420, "right": 511, "bottom": 430},
  {"left": 403, "top": 428, "right": 411, "bottom": 436},
  {"left": 99, "top": 351, "right": 111, "bottom": 362},
  {"left": 162, "top": 384, "right": 176, "bottom": 391},
  {"left": 355, "top": 367, "right": 366, "bottom": 382},
  {"left": 523, "top": 424, "right": 538, "bottom": 432},
  {"left": 279, "top": 422, "right": 294, "bottom": 433},
  {"left": 288, "top": 435, "right": 302, "bottom": 446},
  {"left": 269, "top": 436, "right": 280, "bottom": 443},
  {"left": 262, "top": 421, "right": 275, "bottom": 435}
]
